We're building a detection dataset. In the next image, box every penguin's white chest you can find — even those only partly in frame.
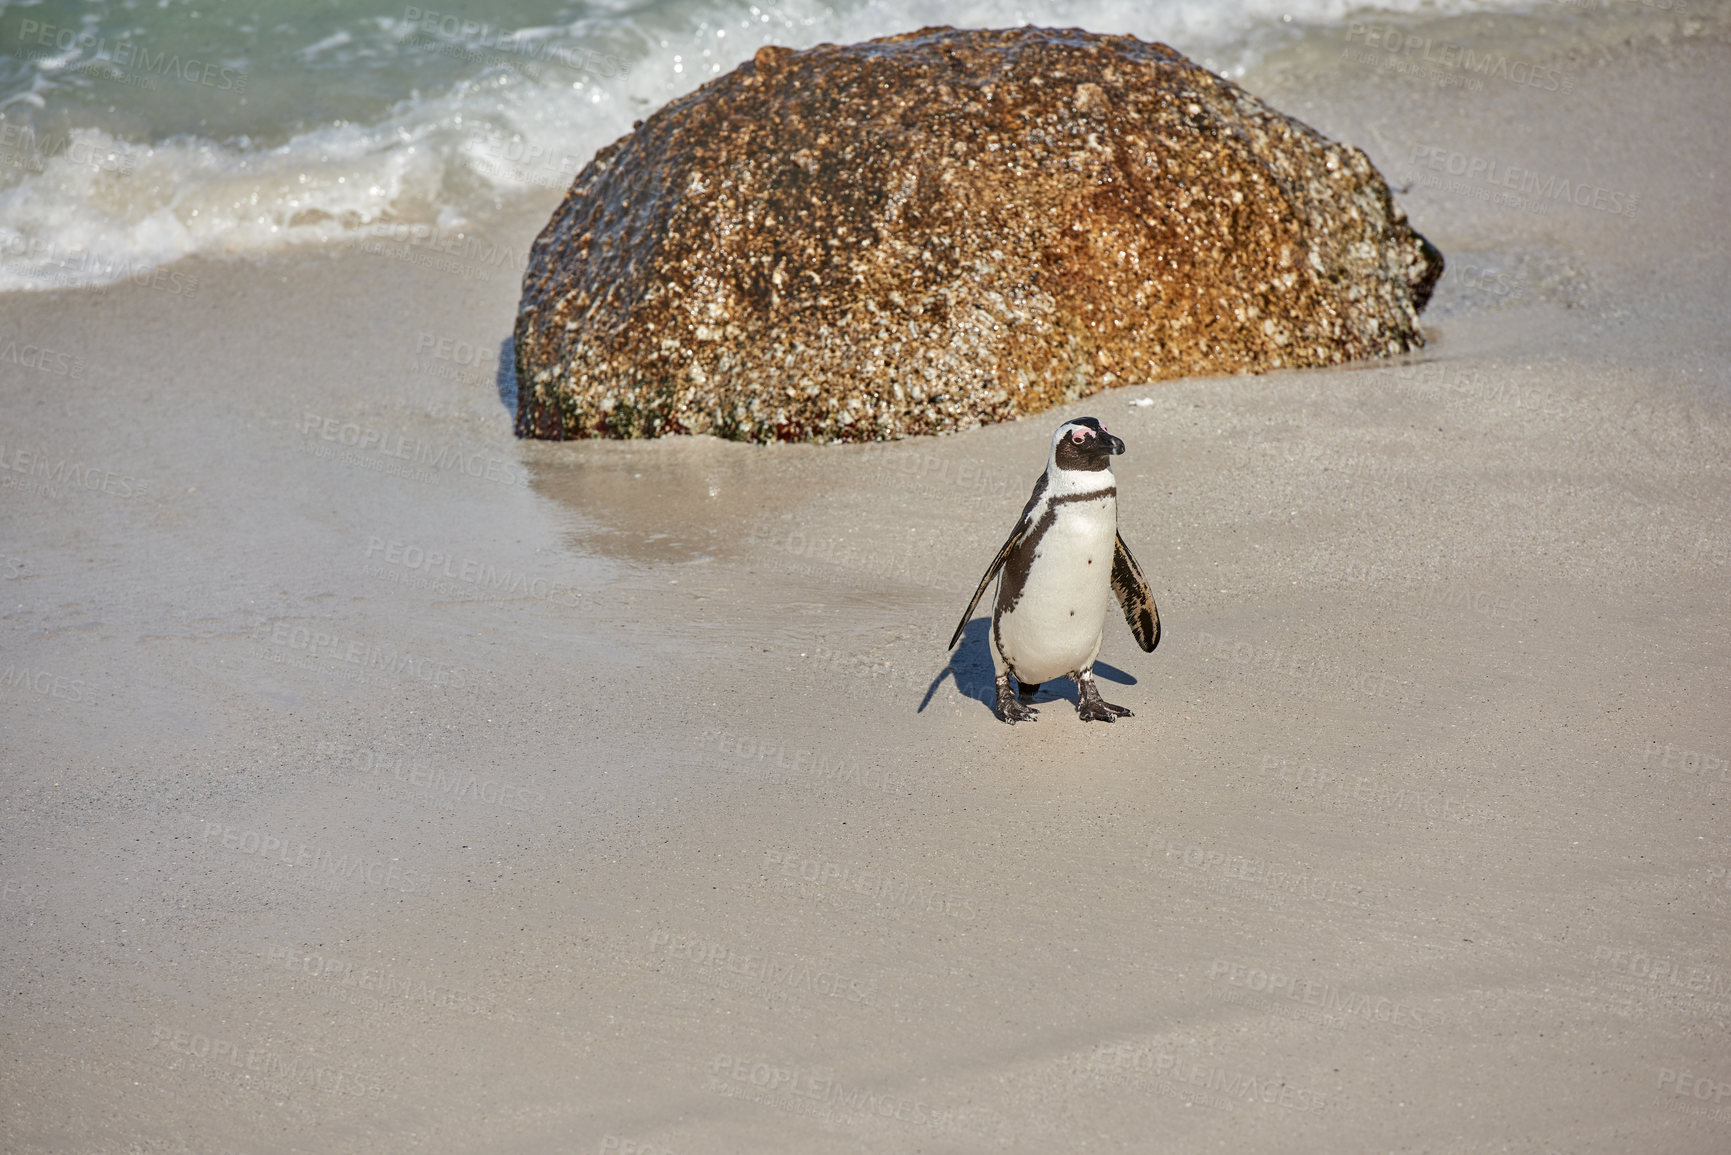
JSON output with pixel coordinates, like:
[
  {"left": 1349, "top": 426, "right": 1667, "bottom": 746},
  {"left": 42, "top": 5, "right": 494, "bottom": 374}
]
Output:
[{"left": 995, "top": 496, "right": 1117, "bottom": 683}]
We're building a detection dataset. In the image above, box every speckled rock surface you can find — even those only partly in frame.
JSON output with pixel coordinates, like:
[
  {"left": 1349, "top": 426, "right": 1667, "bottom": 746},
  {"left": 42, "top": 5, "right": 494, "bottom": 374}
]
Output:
[{"left": 514, "top": 25, "right": 1443, "bottom": 443}]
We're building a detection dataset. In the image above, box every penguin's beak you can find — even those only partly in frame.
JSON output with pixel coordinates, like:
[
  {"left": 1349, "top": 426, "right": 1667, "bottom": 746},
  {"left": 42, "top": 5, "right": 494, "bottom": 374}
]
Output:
[{"left": 1103, "top": 432, "right": 1125, "bottom": 455}]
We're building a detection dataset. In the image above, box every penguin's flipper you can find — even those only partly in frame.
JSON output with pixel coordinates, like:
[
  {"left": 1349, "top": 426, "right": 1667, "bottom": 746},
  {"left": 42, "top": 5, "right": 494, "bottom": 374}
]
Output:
[
  {"left": 1111, "top": 533, "right": 1160, "bottom": 652},
  {"left": 948, "top": 522, "right": 1025, "bottom": 650},
  {"left": 948, "top": 473, "right": 1048, "bottom": 651}
]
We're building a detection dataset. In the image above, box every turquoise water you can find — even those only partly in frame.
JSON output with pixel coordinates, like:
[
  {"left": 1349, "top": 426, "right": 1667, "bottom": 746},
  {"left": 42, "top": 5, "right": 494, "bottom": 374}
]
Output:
[
  {"left": 2, "top": 0, "right": 647, "bottom": 143},
  {"left": 0, "top": 0, "right": 1529, "bottom": 290}
]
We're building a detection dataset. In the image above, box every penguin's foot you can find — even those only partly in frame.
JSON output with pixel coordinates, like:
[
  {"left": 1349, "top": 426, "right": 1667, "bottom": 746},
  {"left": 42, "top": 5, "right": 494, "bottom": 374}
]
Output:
[
  {"left": 1075, "top": 673, "right": 1132, "bottom": 722},
  {"left": 995, "top": 675, "right": 1037, "bottom": 723}
]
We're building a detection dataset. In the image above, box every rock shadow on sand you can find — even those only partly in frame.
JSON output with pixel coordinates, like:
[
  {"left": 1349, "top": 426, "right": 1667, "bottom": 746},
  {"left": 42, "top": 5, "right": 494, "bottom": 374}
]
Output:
[{"left": 495, "top": 336, "right": 517, "bottom": 416}]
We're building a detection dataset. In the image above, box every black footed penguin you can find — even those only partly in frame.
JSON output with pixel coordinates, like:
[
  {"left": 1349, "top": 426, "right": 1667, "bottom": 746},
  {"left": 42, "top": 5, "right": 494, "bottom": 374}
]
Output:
[{"left": 948, "top": 417, "right": 1160, "bottom": 723}]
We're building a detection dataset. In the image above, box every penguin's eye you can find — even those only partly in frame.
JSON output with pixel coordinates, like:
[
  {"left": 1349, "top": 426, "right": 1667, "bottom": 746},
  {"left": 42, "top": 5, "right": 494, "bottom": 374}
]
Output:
[{"left": 1070, "top": 430, "right": 1087, "bottom": 444}]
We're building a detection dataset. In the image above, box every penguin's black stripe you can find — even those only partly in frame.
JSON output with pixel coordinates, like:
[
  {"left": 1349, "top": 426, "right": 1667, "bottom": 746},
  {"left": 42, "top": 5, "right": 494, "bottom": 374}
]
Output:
[
  {"left": 995, "top": 504, "right": 1054, "bottom": 622},
  {"left": 995, "top": 487, "right": 1115, "bottom": 617},
  {"left": 1049, "top": 486, "right": 1115, "bottom": 507}
]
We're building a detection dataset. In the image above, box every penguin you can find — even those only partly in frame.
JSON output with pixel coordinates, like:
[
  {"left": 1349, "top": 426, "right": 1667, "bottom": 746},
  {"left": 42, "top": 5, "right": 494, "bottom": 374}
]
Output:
[{"left": 948, "top": 417, "right": 1160, "bottom": 723}]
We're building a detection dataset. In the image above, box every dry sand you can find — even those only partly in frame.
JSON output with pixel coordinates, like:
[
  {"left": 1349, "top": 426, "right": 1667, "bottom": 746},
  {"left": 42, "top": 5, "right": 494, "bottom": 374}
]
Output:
[{"left": 3, "top": 5, "right": 1729, "bottom": 1152}]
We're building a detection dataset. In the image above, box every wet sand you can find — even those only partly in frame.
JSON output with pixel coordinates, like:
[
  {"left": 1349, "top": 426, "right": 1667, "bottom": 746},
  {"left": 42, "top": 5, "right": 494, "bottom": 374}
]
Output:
[{"left": 3, "top": 5, "right": 1730, "bottom": 1153}]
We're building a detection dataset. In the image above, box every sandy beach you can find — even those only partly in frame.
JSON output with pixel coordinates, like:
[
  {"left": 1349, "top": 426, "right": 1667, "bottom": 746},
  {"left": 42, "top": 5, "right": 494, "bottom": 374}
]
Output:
[{"left": 3, "top": 3, "right": 1730, "bottom": 1152}]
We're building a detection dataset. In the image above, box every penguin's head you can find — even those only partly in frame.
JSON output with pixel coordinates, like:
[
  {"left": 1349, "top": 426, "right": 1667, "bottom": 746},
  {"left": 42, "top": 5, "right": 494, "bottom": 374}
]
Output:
[{"left": 1051, "top": 417, "right": 1124, "bottom": 472}]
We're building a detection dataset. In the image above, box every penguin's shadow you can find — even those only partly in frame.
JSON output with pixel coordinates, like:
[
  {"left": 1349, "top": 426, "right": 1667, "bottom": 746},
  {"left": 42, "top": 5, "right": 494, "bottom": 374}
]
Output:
[{"left": 919, "top": 618, "right": 1137, "bottom": 716}]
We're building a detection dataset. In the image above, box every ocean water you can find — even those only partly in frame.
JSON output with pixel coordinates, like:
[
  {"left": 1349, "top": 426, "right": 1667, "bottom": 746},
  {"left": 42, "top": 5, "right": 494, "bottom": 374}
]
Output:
[{"left": 0, "top": 0, "right": 1533, "bottom": 292}]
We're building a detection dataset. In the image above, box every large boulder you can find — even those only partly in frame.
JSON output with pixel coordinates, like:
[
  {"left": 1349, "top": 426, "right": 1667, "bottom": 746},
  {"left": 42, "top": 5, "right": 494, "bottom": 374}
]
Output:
[{"left": 515, "top": 25, "right": 1442, "bottom": 443}]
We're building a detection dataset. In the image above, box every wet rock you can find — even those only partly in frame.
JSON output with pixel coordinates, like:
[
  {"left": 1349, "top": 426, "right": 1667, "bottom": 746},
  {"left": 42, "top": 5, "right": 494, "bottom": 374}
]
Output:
[{"left": 515, "top": 26, "right": 1443, "bottom": 443}]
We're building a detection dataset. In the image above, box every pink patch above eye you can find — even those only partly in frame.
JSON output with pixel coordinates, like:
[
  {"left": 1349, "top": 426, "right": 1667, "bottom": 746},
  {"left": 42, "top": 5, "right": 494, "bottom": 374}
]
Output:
[{"left": 1071, "top": 431, "right": 1086, "bottom": 443}]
